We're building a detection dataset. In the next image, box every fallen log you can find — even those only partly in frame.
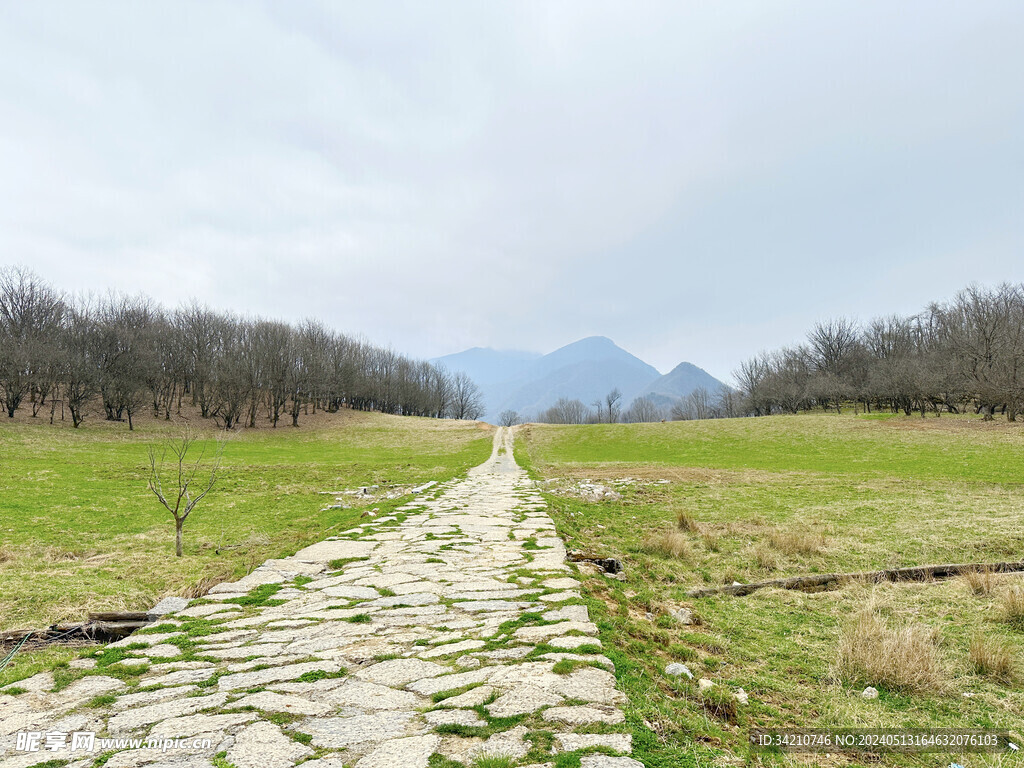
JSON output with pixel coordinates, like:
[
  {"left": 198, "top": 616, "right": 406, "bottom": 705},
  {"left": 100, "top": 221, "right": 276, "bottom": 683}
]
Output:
[
  {"left": 88, "top": 611, "right": 149, "bottom": 623},
  {"left": 1, "top": 612, "right": 153, "bottom": 648},
  {"left": 687, "top": 561, "right": 1024, "bottom": 598}
]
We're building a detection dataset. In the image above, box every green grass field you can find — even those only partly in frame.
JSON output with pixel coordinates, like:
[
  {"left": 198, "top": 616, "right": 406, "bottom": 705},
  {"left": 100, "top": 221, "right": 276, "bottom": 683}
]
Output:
[
  {"left": 0, "top": 408, "right": 492, "bottom": 634},
  {"left": 517, "top": 413, "right": 1024, "bottom": 767}
]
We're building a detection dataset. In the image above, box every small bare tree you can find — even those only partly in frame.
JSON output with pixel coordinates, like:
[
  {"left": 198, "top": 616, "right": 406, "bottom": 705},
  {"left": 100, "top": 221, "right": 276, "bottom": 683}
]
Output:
[
  {"left": 147, "top": 427, "right": 224, "bottom": 557},
  {"left": 623, "top": 395, "right": 664, "bottom": 422},
  {"left": 498, "top": 409, "right": 521, "bottom": 426},
  {"left": 602, "top": 388, "right": 622, "bottom": 423}
]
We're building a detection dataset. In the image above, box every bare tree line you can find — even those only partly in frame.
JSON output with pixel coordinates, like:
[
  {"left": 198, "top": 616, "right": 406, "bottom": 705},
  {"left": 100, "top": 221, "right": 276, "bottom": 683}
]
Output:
[
  {"left": 533, "top": 384, "right": 741, "bottom": 425},
  {"left": 735, "top": 283, "right": 1024, "bottom": 420},
  {"left": 0, "top": 267, "right": 484, "bottom": 429}
]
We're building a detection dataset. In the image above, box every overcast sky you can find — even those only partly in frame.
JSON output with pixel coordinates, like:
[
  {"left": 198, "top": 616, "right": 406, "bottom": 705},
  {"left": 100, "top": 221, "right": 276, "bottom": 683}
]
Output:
[{"left": 2, "top": 2, "right": 1022, "bottom": 382}]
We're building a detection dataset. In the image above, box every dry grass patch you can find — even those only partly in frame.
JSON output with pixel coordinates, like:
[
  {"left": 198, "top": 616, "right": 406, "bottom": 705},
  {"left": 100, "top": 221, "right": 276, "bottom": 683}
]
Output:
[
  {"left": 700, "top": 530, "right": 722, "bottom": 552},
  {"left": 750, "top": 542, "right": 780, "bottom": 572},
  {"left": 41, "top": 547, "right": 104, "bottom": 562},
  {"left": 1002, "top": 586, "right": 1024, "bottom": 629},
  {"left": 969, "top": 635, "right": 1017, "bottom": 682},
  {"left": 834, "top": 608, "right": 945, "bottom": 693},
  {"left": 675, "top": 509, "right": 699, "bottom": 532},
  {"left": 766, "top": 529, "right": 827, "bottom": 556},
  {"left": 964, "top": 567, "right": 998, "bottom": 596},
  {"left": 180, "top": 569, "right": 238, "bottom": 599},
  {"left": 641, "top": 529, "right": 693, "bottom": 559}
]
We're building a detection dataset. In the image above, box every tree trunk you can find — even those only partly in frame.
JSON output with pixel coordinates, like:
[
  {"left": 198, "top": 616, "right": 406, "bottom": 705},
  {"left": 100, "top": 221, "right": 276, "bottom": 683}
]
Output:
[{"left": 175, "top": 517, "right": 184, "bottom": 557}]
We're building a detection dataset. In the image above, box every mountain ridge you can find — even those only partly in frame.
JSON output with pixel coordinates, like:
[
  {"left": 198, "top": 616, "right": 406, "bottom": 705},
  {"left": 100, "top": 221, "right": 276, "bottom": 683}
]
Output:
[{"left": 432, "top": 337, "right": 725, "bottom": 423}]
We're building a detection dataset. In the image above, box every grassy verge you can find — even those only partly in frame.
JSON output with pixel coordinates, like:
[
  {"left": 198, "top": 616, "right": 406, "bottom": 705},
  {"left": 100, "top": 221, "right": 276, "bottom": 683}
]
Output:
[{"left": 516, "top": 413, "right": 1024, "bottom": 767}]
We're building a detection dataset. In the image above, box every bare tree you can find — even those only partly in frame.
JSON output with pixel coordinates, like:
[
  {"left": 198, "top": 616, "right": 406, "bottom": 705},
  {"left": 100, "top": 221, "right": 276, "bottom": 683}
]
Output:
[
  {"left": 449, "top": 371, "right": 484, "bottom": 420},
  {"left": 539, "top": 397, "right": 590, "bottom": 424},
  {"left": 59, "top": 306, "right": 100, "bottom": 428},
  {"left": 591, "top": 388, "right": 622, "bottom": 423},
  {"left": 147, "top": 427, "right": 225, "bottom": 557},
  {"left": 0, "top": 266, "right": 65, "bottom": 418},
  {"left": 498, "top": 409, "right": 521, "bottom": 426},
  {"left": 686, "top": 387, "right": 712, "bottom": 420},
  {"left": 208, "top": 319, "right": 250, "bottom": 430},
  {"left": 623, "top": 395, "right": 664, "bottom": 422}
]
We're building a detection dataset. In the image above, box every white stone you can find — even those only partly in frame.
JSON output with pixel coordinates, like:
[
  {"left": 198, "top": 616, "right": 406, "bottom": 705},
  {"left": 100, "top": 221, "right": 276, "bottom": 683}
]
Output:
[
  {"left": 665, "top": 663, "right": 693, "bottom": 679},
  {"left": 321, "top": 585, "right": 381, "bottom": 600},
  {"left": 486, "top": 684, "right": 563, "bottom": 717},
  {"left": 543, "top": 705, "right": 625, "bottom": 725},
  {"left": 419, "top": 639, "right": 485, "bottom": 658},
  {"left": 292, "top": 759, "right": 348, "bottom": 768},
  {"left": 292, "top": 540, "right": 377, "bottom": 562},
  {"left": 435, "top": 685, "right": 495, "bottom": 708},
  {"left": 580, "top": 757, "right": 645, "bottom": 768},
  {"left": 539, "top": 590, "right": 581, "bottom": 602},
  {"left": 227, "top": 721, "right": 312, "bottom": 768},
  {"left": 474, "top": 725, "right": 530, "bottom": 759},
  {"left": 672, "top": 607, "right": 695, "bottom": 625},
  {"left": 542, "top": 605, "right": 589, "bottom": 622},
  {"left": 513, "top": 621, "right": 598, "bottom": 641},
  {"left": 322, "top": 679, "right": 425, "bottom": 710},
  {"left": 556, "top": 733, "right": 632, "bottom": 753},
  {"left": 407, "top": 667, "right": 494, "bottom": 696},
  {"left": 355, "top": 734, "right": 440, "bottom": 768},
  {"left": 217, "top": 660, "right": 345, "bottom": 691},
  {"left": 295, "top": 711, "right": 416, "bottom": 748},
  {"left": 538, "top": 632, "right": 599, "bottom": 650},
  {"left": 149, "top": 711, "right": 256, "bottom": 738},
  {"left": 229, "top": 691, "right": 332, "bottom": 716},
  {"left": 142, "top": 643, "right": 181, "bottom": 658},
  {"left": 109, "top": 686, "right": 198, "bottom": 711},
  {"left": 354, "top": 658, "right": 445, "bottom": 686},
  {"left": 106, "top": 693, "right": 229, "bottom": 732},
  {"left": 108, "top": 632, "right": 177, "bottom": 648},
  {"left": 176, "top": 603, "right": 243, "bottom": 618},
  {"left": 149, "top": 596, "right": 191, "bottom": 616},
  {"left": 424, "top": 709, "right": 486, "bottom": 727},
  {"left": 142, "top": 668, "right": 216, "bottom": 687}
]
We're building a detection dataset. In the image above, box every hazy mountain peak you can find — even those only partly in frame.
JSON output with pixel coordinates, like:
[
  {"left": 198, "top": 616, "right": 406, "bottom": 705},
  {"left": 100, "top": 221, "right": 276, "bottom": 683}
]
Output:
[{"left": 434, "top": 336, "right": 724, "bottom": 422}]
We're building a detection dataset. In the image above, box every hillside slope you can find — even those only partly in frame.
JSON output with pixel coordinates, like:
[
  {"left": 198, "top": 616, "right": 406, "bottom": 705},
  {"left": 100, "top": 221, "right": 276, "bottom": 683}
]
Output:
[{"left": 634, "top": 361, "right": 727, "bottom": 409}]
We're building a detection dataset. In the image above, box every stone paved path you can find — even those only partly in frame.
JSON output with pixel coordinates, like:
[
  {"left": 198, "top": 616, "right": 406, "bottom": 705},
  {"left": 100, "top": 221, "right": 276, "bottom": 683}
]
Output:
[{"left": 1, "top": 428, "right": 641, "bottom": 768}]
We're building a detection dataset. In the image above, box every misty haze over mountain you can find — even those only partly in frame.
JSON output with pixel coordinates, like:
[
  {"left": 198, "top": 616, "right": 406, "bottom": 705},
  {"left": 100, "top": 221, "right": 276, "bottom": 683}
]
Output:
[{"left": 433, "top": 336, "right": 724, "bottom": 423}]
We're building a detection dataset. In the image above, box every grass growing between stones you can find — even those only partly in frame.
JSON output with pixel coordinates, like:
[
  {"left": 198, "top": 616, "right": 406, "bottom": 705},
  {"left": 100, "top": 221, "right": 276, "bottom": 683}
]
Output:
[{"left": 517, "top": 413, "right": 1024, "bottom": 767}]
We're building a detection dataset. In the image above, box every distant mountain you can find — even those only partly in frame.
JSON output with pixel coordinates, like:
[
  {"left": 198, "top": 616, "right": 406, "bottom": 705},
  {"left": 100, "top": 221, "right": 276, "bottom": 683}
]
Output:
[
  {"left": 492, "top": 337, "right": 659, "bottom": 422},
  {"left": 434, "top": 336, "right": 725, "bottom": 423},
  {"left": 634, "top": 361, "right": 727, "bottom": 411},
  {"left": 431, "top": 347, "right": 540, "bottom": 390}
]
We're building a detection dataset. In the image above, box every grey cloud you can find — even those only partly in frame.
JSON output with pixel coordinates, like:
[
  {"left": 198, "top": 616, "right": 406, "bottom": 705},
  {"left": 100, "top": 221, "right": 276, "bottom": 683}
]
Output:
[{"left": 2, "top": 1, "right": 1022, "bottom": 382}]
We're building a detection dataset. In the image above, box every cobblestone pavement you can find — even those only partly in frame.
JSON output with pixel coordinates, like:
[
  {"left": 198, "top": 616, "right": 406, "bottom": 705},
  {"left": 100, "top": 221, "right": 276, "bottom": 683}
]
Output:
[{"left": 1, "top": 428, "right": 641, "bottom": 768}]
